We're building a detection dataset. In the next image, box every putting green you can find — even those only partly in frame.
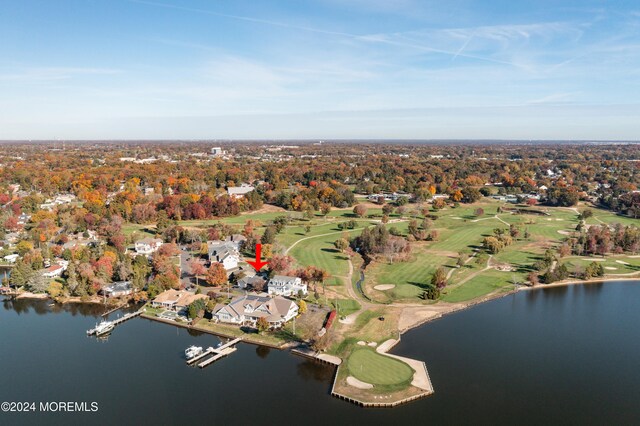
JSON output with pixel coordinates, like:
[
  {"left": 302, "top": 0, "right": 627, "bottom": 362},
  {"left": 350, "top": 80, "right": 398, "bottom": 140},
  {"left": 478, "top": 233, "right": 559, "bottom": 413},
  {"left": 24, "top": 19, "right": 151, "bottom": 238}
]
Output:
[{"left": 347, "top": 349, "right": 414, "bottom": 386}]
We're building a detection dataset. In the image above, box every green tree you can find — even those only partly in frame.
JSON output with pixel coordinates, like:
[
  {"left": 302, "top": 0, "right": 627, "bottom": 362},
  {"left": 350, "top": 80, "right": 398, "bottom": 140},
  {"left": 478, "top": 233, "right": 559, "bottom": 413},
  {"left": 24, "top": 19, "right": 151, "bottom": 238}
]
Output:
[
  {"left": 431, "top": 267, "right": 448, "bottom": 289},
  {"left": 334, "top": 238, "right": 349, "bottom": 253},
  {"left": 256, "top": 317, "right": 269, "bottom": 333}
]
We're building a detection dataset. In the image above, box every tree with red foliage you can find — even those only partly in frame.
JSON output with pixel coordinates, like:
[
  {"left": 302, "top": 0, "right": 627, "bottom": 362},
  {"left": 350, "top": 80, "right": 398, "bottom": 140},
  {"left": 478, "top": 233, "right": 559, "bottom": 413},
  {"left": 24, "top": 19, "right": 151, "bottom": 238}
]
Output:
[
  {"left": 190, "top": 259, "right": 206, "bottom": 287},
  {"left": 158, "top": 242, "right": 180, "bottom": 257},
  {"left": 353, "top": 204, "right": 367, "bottom": 218},
  {"left": 269, "top": 254, "right": 294, "bottom": 275}
]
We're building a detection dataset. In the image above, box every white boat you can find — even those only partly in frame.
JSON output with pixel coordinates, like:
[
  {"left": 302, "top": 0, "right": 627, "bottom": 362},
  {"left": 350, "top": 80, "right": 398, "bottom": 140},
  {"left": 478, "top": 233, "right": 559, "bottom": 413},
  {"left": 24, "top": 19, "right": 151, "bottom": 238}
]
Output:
[
  {"left": 93, "top": 320, "right": 114, "bottom": 337},
  {"left": 185, "top": 346, "right": 204, "bottom": 359}
]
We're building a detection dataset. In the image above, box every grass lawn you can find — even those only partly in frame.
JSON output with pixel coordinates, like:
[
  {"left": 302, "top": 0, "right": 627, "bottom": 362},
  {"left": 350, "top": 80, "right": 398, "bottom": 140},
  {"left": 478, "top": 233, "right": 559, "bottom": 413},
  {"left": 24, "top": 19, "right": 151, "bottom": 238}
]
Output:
[
  {"left": 347, "top": 348, "right": 414, "bottom": 386},
  {"left": 331, "top": 298, "right": 361, "bottom": 317},
  {"left": 441, "top": 269, "right": 515, "bottom": 303}
]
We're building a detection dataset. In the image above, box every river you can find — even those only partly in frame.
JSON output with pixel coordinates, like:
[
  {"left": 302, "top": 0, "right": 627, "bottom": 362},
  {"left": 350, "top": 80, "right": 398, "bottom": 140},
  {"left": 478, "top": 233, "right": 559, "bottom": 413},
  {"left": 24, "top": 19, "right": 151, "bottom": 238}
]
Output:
[{"left": 1, "top": 280, "right": 639, "bottom": 425}]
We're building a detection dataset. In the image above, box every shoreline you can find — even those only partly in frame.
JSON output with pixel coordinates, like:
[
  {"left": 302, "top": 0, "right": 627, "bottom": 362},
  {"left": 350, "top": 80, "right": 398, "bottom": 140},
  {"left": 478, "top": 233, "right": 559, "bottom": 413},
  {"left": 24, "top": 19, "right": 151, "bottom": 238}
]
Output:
[{"left": 397, "top": 274, "right": 640, "bottom": 335}]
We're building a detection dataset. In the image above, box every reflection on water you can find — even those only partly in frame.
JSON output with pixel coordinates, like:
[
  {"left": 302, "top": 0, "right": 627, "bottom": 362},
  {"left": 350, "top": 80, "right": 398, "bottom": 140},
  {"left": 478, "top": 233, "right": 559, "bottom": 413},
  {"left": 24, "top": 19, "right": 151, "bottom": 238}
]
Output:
[
  {"left": 2, "top": 282, "right": 640, "bottom": 426},
  {"left": 256, "top": 345, "right": 270, "bottom": 359}
]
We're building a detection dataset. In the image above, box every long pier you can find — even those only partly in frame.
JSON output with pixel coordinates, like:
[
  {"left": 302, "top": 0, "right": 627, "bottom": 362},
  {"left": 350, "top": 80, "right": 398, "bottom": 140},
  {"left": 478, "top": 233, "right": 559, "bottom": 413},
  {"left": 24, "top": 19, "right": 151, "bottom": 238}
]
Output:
[
  {"left": 102, "top": 303, "right": 128, "bottom": 318},
  {"left": 111, "top": 309, "right": 143, "bottom": 326},
  {"left": 186, "top": 337, "right": 242, "bottom": 368},
  {"left": 87, "top": 309, "right": 143, "bottom": 336}
]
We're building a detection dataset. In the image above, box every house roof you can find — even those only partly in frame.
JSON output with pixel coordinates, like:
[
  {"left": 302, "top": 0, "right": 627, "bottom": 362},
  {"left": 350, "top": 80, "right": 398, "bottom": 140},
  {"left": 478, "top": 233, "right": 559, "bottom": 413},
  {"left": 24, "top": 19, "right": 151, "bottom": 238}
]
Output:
[
  {"left": 136, "top": 238, "right": 162, "bottom": 245},
  {"left": 215, "top": 294, "right": 296, "bottom": 323},
  {"left": 271, "top": 275, "right": 300, "bottom": 284},
  {"left": 227, "top": 186, "right": 254, "bottom": 196},
  {"left": 103, "top": 281, "right": 132, "bottom": 293},
  {"left": 153, "top": 289, "right": 207, "bottom": 307}
]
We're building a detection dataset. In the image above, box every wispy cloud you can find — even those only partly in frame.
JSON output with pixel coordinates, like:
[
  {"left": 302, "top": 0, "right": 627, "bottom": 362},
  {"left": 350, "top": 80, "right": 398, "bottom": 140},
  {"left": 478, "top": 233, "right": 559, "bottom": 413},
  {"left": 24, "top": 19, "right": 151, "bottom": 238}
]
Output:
[{"left": 0, "top": 67, "right": 122, "bottom": 82}]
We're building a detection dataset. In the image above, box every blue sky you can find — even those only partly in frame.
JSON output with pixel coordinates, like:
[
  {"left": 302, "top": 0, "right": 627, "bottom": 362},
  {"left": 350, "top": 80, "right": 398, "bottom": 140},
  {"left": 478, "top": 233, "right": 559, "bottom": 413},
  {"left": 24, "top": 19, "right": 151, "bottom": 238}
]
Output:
[{"left": 1, "top": 0, "right": 639, "bottom": 140}]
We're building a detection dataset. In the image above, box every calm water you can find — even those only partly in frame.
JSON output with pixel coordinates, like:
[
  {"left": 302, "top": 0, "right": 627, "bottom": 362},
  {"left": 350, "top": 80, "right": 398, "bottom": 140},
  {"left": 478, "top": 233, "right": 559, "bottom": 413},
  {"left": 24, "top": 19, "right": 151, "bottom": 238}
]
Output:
[{"left": 1, "top": 281, "right": 640, "bottom": 425}]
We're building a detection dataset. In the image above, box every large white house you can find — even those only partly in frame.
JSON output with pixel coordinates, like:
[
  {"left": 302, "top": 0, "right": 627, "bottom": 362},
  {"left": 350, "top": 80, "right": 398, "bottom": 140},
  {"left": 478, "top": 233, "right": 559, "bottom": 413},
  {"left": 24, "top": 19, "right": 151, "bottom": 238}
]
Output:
[
  {"left": 227, "top": 184, "right": 254, "bottom": 199},
  {"left": 208, "top": 240, "right": 241, "bottom": 272},
  {"left": 42, "top": 260, "right": 69, "bottom": 278},
  {"left": 212, "top": 294, "right": 298, "bottom": 328},
  {"left": 268, "top": 275, "right": 308, "bottom": 297},
  {"left": 135, "top": 238, "right": 163, "bottom": 255}
]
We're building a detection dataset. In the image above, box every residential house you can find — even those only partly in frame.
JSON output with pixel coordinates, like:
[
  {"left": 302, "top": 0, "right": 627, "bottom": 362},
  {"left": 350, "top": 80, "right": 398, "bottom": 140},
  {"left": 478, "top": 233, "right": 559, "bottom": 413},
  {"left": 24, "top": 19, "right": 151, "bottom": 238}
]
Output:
[
  {"left": 212, "top": 294, "right": 298, "bottom": 328},
  {"left": 100, "top": 281, "right": 133, "bottom": 298},
  {"left": 237, "top": 272, "right": 266, "bottom": 290},
  {"left": 227, "top": 184, "right": 254, "bottom": 199},
  {"left": 268, "top": 275, "right": 308, "bottom": 297},
  {"left": 17, "top": 213, "right": 31, "bottom": 226},
  {"left": 43, "top": 264, "right": 64, "bottom": 278},
  {"left": 135, "top": 238, "right": 163, "bottom": 255},
  {"left": 225, "top": 234, "right": 247, "bottom": 249},
  {"left": 151, "top": 289, "right": 208, "bottom": 312},
  {"left": 208, "top": 240, "right": 241, "bottom": 272},
  {"left": 3, "top": 254, "right": 19, "bottom": 263}
]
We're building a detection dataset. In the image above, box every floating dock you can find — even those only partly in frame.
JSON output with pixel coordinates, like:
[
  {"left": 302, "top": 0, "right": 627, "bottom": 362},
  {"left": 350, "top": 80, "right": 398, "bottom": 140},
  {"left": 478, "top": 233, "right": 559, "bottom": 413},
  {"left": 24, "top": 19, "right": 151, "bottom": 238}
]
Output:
[{"left": 186, "top": 337, "right": 242, "bottom": 368}]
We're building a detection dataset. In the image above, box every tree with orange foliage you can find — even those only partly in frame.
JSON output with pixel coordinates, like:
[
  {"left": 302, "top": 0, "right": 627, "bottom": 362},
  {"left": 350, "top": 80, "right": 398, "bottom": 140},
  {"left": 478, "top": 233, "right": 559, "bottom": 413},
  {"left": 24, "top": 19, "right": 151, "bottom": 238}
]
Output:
[{"left": 206, "top": 262, "right": 227, "bottom": 287}]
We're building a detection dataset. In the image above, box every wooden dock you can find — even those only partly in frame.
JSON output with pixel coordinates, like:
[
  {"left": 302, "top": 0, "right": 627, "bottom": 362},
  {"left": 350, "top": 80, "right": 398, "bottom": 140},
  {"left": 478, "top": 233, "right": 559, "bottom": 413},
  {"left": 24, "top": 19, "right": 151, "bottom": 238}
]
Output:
[
  {"left": 111, "top": 309, "right": 142, "bottom": 326},
  {"left": 187, "top": 337, "right": 242, "bottom": 368},
  {"left": 102, "top": 303, "right": 128, "bottom": 318},
  {"left": 87, "top": 309, "right": 142, "bottom": 336},
  {"left": 198, "top": 347, "right": 237, "bottom": 368}
]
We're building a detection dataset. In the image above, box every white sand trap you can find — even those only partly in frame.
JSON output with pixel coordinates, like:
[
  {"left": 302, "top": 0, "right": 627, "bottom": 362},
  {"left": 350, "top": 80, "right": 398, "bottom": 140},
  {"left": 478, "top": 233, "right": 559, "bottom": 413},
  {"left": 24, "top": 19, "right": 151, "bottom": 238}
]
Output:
[
  {"left": 374, "top": 284, "right": 395, "bottom": 291},
  {"left": 604, "top": 266, "right": 617, "bottom": 270},
  {"left": 451, "top": 216, "right": 463, "bottom": 220},
  {"left": 367, "top": 342, "right": 378, "bottom": 347},
  {"left": 555, "top": 218, "right": 563, "bottom": 221},
  {"left": 630, "top": 255, "right": 640, "bottom": 258},
  {"left": 357, "top": 341, "right": 366, "bottom": 346},
  {"left": 585, "top": 258, "right": 606, "bottom": 262},
  {"left": 616, "top": 260, "right": 630, "bottom": 265},
  {"left": 557, "top": 230, "right": 572, "bottom": 235},
  {"left": 347, "top": 377, "right": 373, "bottom": 389}
]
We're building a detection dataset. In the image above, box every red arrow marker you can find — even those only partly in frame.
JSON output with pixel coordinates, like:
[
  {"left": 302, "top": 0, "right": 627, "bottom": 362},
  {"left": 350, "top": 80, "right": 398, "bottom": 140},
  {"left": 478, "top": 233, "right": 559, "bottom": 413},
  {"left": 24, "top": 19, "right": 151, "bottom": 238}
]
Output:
[{"left": 247, "top": 243, "right": 268, "bottom": 272}]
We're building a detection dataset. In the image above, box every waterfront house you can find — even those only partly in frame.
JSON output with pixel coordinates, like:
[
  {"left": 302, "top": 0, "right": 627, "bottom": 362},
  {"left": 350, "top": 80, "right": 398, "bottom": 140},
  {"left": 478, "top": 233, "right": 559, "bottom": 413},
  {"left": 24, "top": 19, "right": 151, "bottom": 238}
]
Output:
[
  {"left": 151, "top": 289, "right": 208, "bottom": 312},
  {"left": 212, "top": 294, "right": 298, "bottom": 328},
  {"left": 43, "top": 264, "right": 64, "bottom": 278},
  {"left": 135, "top": 238, "right": 163, "bottom": 255},
  {"left": 207, "top": 241, "right": 240, "bottom": 272},
  {"left": 267, "top": 275, "right": 307, "bottom": 297},
  {"left": 100, "top": 281, "right": 133, "bottom": 298}
]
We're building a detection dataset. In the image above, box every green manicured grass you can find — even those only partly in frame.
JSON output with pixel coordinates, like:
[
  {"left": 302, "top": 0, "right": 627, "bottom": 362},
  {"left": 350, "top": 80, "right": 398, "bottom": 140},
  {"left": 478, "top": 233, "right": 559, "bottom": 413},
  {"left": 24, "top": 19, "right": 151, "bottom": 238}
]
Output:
[
  {"left": 288, "top": 229, "right": 362, "bottom": 277},
  {"left": 347, "top": 348, "right": 414, "bottom": 386},
  {"left": 332, "top": 298, "right": 361, "bottom": 317},
  {"left": 441, "top": 270, "right": 515, "bottom": 303}
]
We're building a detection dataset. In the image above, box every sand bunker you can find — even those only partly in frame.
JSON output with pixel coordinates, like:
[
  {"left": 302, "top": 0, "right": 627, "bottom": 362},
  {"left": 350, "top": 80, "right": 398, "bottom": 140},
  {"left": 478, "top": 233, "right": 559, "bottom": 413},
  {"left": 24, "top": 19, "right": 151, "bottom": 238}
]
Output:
[
  {"left": 616, "top": 260, "right": 630, "bottom": 265},
  {"left": 367, "top": 342, "right": 378, "bottom": 347},
  {"left": 604, "top": 266, "right": 617, "bottom": 270},
  {"left": 374, "top": 284, "right": 395, "bottom": 291},
  {"left": 557, "top": 230, "right": 572, "bottom": 235},
  {"left": 357, "top": 341, "right": 366, "bottom": 346},
  {"left": 347, "top": 376, "right": 374, "bottom": 390}
]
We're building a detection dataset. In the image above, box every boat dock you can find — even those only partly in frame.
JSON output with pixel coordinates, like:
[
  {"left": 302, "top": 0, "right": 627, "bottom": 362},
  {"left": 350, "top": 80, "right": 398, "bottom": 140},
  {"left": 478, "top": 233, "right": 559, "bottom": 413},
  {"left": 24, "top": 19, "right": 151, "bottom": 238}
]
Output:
[
  {"left": 102, "top": 303, "right": 128, "bottom": 317},
  {"left": 87, "top": 309, "right": 142, "bottom": 336},
  {"left": 186, "top": 338, "right": 242, "bottom": 368},
  {"left": 111, "top": 309, "right": 143, "bottom": 326}
]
